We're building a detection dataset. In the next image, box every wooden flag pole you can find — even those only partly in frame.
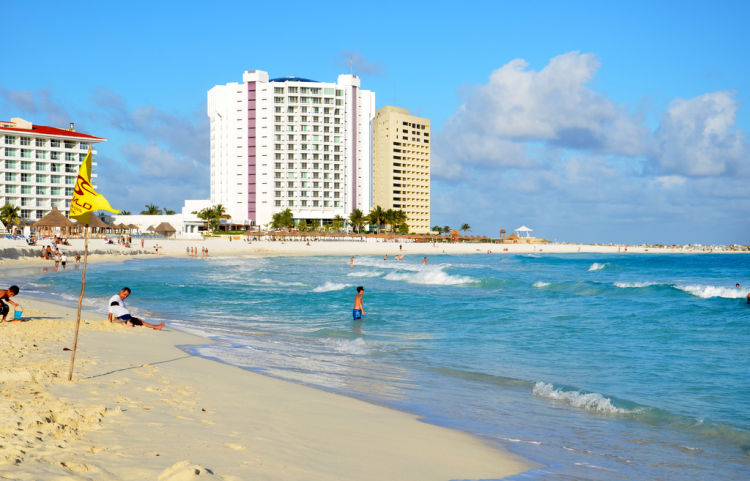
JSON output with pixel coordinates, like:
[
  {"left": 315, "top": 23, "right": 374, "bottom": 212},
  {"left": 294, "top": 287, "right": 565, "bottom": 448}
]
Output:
[{"left": 67, "top": 224, "right": 89, "bottom": 381}]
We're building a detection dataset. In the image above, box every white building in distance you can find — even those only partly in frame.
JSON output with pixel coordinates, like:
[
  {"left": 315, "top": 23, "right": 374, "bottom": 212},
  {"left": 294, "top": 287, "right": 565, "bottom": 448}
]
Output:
[
  {"left": 0, "top": 117, "right": 104, "bottom": 222},
  {"left": 207, "top": 70, "right": 375, "bottom": 227}
]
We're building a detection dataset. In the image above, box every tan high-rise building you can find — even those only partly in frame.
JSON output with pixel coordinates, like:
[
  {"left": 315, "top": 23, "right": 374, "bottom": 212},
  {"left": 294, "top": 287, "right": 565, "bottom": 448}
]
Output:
[{"left": 372, "top": 106, "right": 430, "bottom": 233}]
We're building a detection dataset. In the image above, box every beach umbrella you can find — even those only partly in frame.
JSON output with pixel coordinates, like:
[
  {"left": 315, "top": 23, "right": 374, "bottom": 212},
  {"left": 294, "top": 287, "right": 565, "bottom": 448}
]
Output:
[
  {"left": 31, "top": 207, "right": 76, "bottom": 236},
  {"left": 155, "top": 222, "right": 177, "bottom": 238}
]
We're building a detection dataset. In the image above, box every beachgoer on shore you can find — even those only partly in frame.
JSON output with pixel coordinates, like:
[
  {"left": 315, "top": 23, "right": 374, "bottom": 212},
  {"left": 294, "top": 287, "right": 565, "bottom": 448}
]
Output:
[
  {"left": 108, "top": 287, "right": 164, "bottom": 330},
  {"left": 75, "top": 253, "right": 81, "bottom": 264},
  {"left": 61, "top": 253, "right": 67, "bottom": 269},
  {"left": 0, "top": 285, "right": 20, "bottom": 322},
  {"left": 353, "top": 286, "right": 365, "bottom": 320}
]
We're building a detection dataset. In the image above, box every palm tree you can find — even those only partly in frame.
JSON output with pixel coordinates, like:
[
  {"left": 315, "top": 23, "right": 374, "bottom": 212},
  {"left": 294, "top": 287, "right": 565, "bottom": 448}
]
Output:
[
  {"left": 443, "top": 225, "right": 451, "bottom": 235},
  {"left": 332, "top": 215, "right": 345, "bottom": 231},
  {"left": 0, "top": 203, "right": 21, "bottom": 230},
  {"left": 271, "top": 208, "right": 295, "bottom": 229},
  {"left": 164, "top": 208, "right": 176, "bottom": 215},
  {"left": 461, "top": 223, "right": 471, "bottom": 236},
  {"left": 384, "top": 208, "right": 397, "bottom": 232},
  {"left": 348, "top": 209, "right": 365, "bottom": 233},
  {"left": 193, "top": 204, "right": 228, "bottom": 231},
  {"left": 141, "top": 203, "right": 162, "bottom": 215},
  {"left": 432, "top": 225, "right": 442, "bottom": 235},
  {"left": 367, "top": 205, "right": 386, "bottom": 234},
  {"left": 120, "top": 210, "right": 132, "bottom": 215},
  {"left": 393, "top": 210, "right": 408, "bottom": 233}
]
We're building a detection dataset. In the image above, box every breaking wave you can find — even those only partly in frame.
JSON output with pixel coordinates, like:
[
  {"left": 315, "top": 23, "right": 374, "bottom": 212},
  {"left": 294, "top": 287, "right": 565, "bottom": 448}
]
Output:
[
  {"left": 312, "top": 282, "right": 349, "bottom": 293},
  {"left": 588, "top": 262, "right": 607, "bottom": 271},
  {"left": 675, "top": 284, "right": 747, "bottom": 299},
  {"left": 532, "top": 382, "right": 635, "bottom": 415}
]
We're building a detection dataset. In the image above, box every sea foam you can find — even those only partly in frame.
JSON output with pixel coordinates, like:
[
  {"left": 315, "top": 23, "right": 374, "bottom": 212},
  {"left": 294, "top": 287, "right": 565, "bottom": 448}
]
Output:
[
  {"left": 533, "top": 281, "right": 551, "bottom": 288},
  {"left": 383, "top": 268, "right": 475, "bottom": 286},
  {"left": 347, "top": 270, "right": 383, "bottom": 278},
  {"left": 312, "top": 282, "right": 349, "bottom": 293},
  {"left": 614, "top": 281, "right": 662, "bottom": 288},
  {"left": 532, "top": 382, "right": 632, "bottom": 415},
  {"left": 675, "top": 284, "right": 747, "bottom": 299},
  {"left": 588, "top": 263, "right": 607, "bottom": 271}
]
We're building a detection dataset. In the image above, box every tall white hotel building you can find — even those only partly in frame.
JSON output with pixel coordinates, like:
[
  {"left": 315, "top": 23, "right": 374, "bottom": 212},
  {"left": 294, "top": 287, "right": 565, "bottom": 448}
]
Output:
[{"left": 207, "top": 70, "right": 375, "bottom": 227}]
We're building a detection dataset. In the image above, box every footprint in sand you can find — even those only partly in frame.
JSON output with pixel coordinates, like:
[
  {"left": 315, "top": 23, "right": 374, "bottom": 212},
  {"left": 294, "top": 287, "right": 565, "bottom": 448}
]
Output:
[
  {"left": 223, "top": 443, "right": 246, "bottom": 451},
  {"left": 157, "top": 460, "right": 217, "bottom": 481}
]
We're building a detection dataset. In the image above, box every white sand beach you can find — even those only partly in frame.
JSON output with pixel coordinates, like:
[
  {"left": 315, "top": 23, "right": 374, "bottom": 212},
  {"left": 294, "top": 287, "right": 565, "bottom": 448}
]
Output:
[{"left": 1, "top": 294, "right": 532, "bottom": 480}]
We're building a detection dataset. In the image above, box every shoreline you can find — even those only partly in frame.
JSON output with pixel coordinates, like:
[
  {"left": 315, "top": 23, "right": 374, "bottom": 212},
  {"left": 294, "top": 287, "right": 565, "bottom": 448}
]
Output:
[
  {"left": 1, "top": 295, "right": 534, "bottom": 480},
  {"left": 1, "top": 237, "right": 747, "bottom": 269}
]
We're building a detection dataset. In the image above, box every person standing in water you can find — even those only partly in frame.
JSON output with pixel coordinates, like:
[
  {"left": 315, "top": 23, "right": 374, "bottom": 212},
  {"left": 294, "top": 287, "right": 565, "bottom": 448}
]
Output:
[{"left": 353, "top": 286, "right": 365, "bottom": 320}]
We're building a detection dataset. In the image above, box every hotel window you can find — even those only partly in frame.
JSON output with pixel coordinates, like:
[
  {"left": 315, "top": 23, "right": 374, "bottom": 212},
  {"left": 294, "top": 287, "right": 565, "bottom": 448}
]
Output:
[
  {"left": 35, "top": 150, "right": 46, "bottom": 159},
  {"left": 80, "top": 142, "right": 89, "bottom": 150},
  {"left": 36, "top": 186, "right": 46, "bottom": 195},
  {"left": 275, "top": 200, "right": 281, "bottom": 206},
  {"left": 36, "top": 162, "right": 46, "bottom": 171},
  {"left": 5, "top": 185, "right": 17, "bottom": 193},
  {"left": 51, "top": 187, "right": 61, "bottom": 196},
  {"left": 79, "top": 153, "right": 86, "bottom": 161},
  {"left": 65, "top": 187, "right": 73, "bottom": 196},
  {"left": 65, "top": 152, "right": 76, "bottom": 161},
  {"left": 50, "top": 163, "right": 61, "bottom": 172},
  {"left": 5, "top": 172, "right": 15, "bottom": 181},
  {"left": 313, "top": 200, "right": 319, "bottom": 207},
  {"left": 35, "top": 138, "right": 45, "bottom": 147},
  {"left": 4, "top": 147, "right": 16, "bottom": 156},
  {"left": 21, "top": 161, "right": 32, "bottom": 170},
  {"left": 20, "top": 137, "right": 31, "bottom": 146},
  {"left": 287, "top": 200, "right": 294, "bottom": 207},
  {"left": 21, "top": 186, "right": 32, "bottom": 194},
  {"left": 65, "top": 165, "right": 77, "bottom": 173},
  {"left": 274, "top": 87, "right": 284, "bottom": 94},
  {"left": 66, "top": 176, "right": 76, "bottom": 185},
  {"left": 51, "top": 139, "right": 60, "bottom": 147},
  {"left": 64, "top": 141, "right": 75, "bottom": 149},
  {"left": 51, "top": 175, "right": 61, "bottom": 184},
  {"left": 20, "top": 149, "right": 32, "bottom": 158},
  {"left": 275, "top": 107, "right": 282, "bottom": 113},
  {"left": 4, "top": 135, "right": 16, "bottom": 144},
  {"left": 50, "top": 151, "right": 60, "bottom": 160},
  {"left": 36, "top": 174, "right": 46, "bottom": 183},
  {"left": 301, "top": 200, "right": 307, "bottom": 207},
  {"left": 287, "top": 172, "right": 294, "bottom": 179}
]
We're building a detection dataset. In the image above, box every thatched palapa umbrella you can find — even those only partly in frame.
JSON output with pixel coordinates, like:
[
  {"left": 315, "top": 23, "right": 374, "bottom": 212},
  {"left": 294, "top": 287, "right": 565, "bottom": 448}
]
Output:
[
  {"left": 155, "top": 222, "right": 177, "bottom": 238},
  {"left": 31, "top": 207, "right": 76, "bottom": 236}
]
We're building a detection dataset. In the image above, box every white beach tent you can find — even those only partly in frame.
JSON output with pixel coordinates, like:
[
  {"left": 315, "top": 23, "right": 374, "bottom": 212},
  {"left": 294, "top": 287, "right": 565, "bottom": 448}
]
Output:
[{"left": 514, "top": 225, "right": 533, "bottom": 238}]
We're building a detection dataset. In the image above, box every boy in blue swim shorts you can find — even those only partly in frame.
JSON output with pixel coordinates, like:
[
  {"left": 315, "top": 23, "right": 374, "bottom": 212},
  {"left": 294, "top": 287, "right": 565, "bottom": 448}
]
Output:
[{"left": 353, "top": 286, "right": 365, "bottom": 320}]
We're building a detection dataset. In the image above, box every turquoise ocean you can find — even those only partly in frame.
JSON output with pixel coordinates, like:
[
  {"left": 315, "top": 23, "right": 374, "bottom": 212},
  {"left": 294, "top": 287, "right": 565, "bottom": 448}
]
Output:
[{"left": 19, "top": 253, "right": 750, "bottom": 480}]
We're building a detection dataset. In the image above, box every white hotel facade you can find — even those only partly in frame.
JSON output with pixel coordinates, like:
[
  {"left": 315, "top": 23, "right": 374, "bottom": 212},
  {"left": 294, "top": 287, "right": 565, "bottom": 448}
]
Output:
[
  {"left": 0, "top": 117, "right": 104, "bottom": 222},
  {"left": 207, "top": 70, "right": 375, "bottom": 227}
]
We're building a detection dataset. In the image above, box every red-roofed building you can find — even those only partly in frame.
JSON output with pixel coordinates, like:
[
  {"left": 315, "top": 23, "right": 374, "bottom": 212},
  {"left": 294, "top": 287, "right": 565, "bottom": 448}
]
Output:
[{"left": 1, "top": 117, "right": 106, "bottom": 222}]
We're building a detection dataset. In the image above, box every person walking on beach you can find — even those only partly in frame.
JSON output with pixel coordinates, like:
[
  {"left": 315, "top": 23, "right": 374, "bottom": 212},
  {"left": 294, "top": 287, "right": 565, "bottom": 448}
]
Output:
[
  {"left": 61, "top": 253, "right": 67, "bottom": 269},
  {"left": 353, "top": 286, "right": 365, "bottom": 320},
  {"left": 108, "top": 287, "right": 164, "bottom": 330},
  {"left": 0, "top": 286, "right": 20, "bottom": 322}
]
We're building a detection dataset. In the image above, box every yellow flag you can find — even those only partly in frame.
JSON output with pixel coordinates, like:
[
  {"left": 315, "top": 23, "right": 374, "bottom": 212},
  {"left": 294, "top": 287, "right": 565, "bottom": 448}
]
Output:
[{"left": 69, "top": 147, "right": 120, "bottom": 224}]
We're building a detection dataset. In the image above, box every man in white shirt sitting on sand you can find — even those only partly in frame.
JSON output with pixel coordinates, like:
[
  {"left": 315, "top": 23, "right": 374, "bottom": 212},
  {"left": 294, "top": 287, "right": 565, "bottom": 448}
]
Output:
[{"left": 108, "top": 287, "right": 164, "bottom": 330}]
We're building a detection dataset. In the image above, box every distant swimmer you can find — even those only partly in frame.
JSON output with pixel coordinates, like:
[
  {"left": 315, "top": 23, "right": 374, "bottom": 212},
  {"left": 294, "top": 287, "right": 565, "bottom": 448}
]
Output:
[
  {"left": 353, "top": 286, "right": 365, "bottom": 320},
  {"left": 736, "top": 283, "right": 740, "bottom": 288},
  {"left": 350, "top": 256, "right": 354, "bottom": 268},
  {"left": 423, "top": 256, "right": 428, "bottom": 264},
  {"left": 384, "top": 254, "right": 388, "bottom": 261}
]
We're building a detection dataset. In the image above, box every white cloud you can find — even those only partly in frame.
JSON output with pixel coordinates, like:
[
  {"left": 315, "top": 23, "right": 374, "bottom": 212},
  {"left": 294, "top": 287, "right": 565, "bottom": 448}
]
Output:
[
  {"left": 652, "top": 91, "right": 749, "bottom": 176},
  {"left": 429, "top": 52, "right": 750, "bottom": 243}
]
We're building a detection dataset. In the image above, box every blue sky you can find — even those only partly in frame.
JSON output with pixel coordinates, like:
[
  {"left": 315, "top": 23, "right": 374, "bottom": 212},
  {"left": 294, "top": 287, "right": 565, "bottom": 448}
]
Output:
[{"left": 2, "top": 0, "right": 748, "bottom": 243}]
